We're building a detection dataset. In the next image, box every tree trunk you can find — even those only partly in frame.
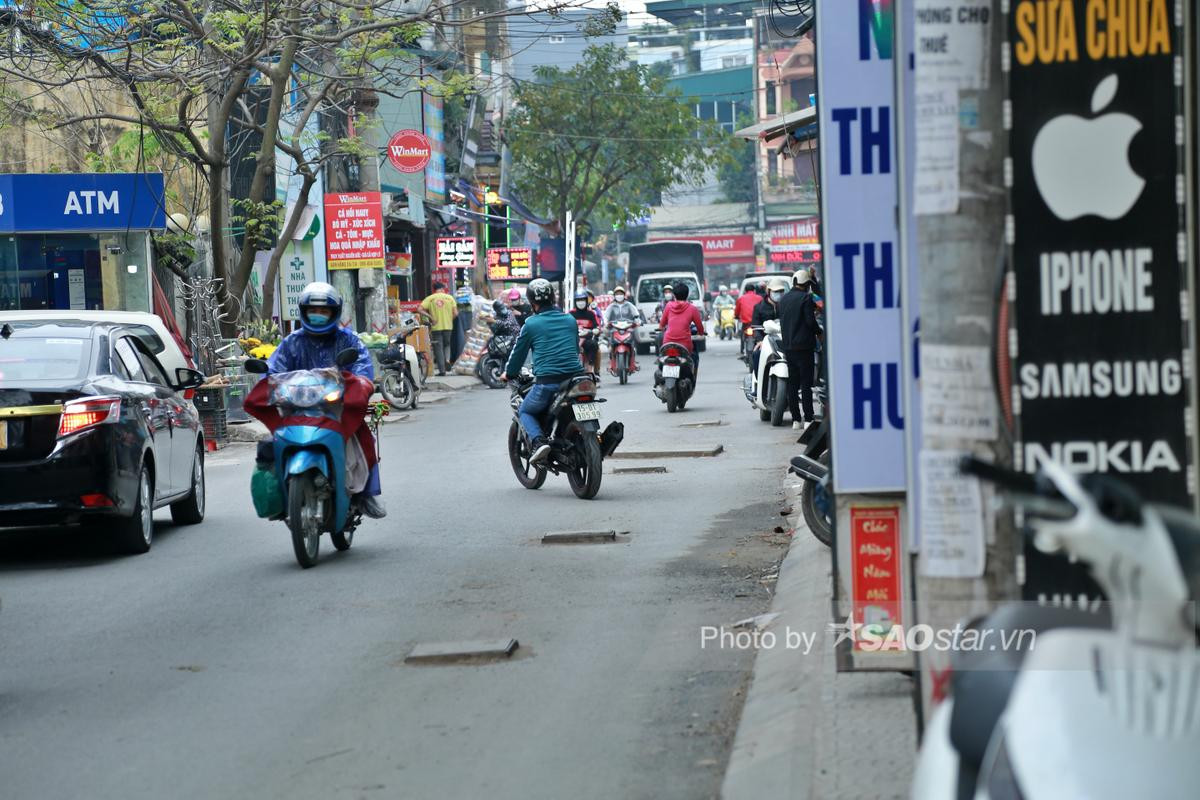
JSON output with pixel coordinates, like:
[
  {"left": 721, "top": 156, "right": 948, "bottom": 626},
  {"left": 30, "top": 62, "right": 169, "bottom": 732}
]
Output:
[{"left": 261, "top": 171, "right": 317, "bottom": 319}]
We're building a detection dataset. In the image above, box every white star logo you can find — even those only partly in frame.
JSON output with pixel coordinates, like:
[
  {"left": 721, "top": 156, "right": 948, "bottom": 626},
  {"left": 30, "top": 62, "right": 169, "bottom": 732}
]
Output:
[{"left": 827, "top": 614, "right": 859, "bottom": 648}]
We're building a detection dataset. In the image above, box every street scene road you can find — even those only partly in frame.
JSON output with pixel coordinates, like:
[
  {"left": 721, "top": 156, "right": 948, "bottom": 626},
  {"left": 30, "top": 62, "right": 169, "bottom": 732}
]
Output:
[{"left": 1, "top": 341, "right": 794, "bottom": 800}]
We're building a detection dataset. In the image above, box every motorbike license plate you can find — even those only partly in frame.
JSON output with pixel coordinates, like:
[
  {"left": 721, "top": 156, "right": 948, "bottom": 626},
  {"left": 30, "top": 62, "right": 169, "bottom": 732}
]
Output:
[
  {"left": 572, "top": 402, "right": 601, "bottom": 421},
  {"left": 662, "top": 365, "right": 681, "bottom": 378}
]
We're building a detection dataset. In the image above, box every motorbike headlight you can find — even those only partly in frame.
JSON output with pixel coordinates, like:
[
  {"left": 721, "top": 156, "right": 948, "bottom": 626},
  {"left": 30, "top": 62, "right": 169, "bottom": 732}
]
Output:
[{"left": 323, "top": 389, "right": 343, "bottom": 404}]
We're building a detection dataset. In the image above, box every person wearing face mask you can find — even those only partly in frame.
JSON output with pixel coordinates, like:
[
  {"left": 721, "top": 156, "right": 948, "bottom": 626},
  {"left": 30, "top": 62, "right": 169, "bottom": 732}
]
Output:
[
  {"left": 750, "top": 278, "right": 787, "bottom": 375},
  {"left": 658, "top": 281, "right": 705, "bottom": 377},
  {"left": 603, "top": 285, "right": 646, "bottom": 373},
  {"left": 570, "top": 289, "right": 602, "bottom": 374},
  {"left": 267, "top": 282, "right": 385, "bottom": 518}
]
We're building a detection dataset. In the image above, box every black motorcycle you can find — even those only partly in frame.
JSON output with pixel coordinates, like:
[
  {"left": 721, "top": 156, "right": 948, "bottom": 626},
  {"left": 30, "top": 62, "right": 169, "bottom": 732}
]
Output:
[
  {"left": 789, "top": 389, "right": 831, "bottom": 546},
  {"left": 477, "top": 325, "right": 515, "bottom": 389},
  {"left": 507, "top": 373, "right": 623, "bottom": 500},
  {"left": 653, "top": 341, "right": 696, "bottom": 413}
]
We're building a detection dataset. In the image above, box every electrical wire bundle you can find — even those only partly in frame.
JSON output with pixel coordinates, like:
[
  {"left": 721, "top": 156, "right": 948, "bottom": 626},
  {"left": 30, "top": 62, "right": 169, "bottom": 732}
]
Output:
[{"left": 766, "top": 0, "right": 815, "bottom": 39}]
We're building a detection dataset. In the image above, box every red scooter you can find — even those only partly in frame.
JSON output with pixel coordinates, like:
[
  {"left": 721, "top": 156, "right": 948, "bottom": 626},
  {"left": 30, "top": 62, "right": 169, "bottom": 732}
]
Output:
[{"left": 607, "top": 320, "right": 639, "bottom": 385}]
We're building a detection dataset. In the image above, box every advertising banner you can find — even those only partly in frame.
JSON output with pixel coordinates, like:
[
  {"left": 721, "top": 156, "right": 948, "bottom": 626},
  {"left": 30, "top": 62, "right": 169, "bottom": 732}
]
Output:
[
  {"left": 848, "top": 505, "right": 904, "bottom": 652},
  {"left": 768, "top": 217, "right": 822, "bottom": 264},
  {"left": 423, "top": 94, "right": 447, "bottom": 203},
  {"left": 436, "top": 237, "right": 476, "bottom": 270},
  {"left": 486, "top": 247, "right": 533, "bottom": 281},
  {"left": 1007, "top": 0, "right": 1191, "bottom": 508},
  {"left": 386, "top": 129, "right": 432, "bottom": 174},
  {"left": 647, "top": 234, "right": 755, "bottom": 264},
  {"left": 816, "top": 0, "right": 906, "bottom": 493},
  {"left": 280, "top": 241, "right": 316, "bottom": 322},
  {"left": 324, "top": 192, "right": 385, "bottom": 270},
  {"left": 0, "top": 172, "right": 166, "bottom": 232}
]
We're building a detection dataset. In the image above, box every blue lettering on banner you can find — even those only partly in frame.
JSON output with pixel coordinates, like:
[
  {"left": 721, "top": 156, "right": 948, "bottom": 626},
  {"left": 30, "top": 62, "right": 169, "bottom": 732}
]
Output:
[
  {"left": 831, "top": 107, "right": 892, "bottom": 176},
  {"left": 859, "top": 0, "right": 894, "bottom": 61},
  {"left": 835, "top": 241, "right": 897, "bottom": 310},
  {"left": 852, "top": 362, "right": 905, "bottom": 431}
]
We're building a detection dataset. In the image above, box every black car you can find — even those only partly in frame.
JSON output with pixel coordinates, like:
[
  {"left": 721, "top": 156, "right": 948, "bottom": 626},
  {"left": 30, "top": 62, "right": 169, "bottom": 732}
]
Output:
[{"left": 0, "top": 320, "right": 207, "bottom": 553}]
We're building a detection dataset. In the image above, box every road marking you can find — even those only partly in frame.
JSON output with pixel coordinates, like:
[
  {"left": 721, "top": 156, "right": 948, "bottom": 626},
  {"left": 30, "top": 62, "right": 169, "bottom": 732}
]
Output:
[
  {"left": 609, "top": 445, "right": 724, "bottom": 459},
  {"left": 405, "top": 639, "right": 519, "bottom": 664},
  {"left": 612, "top": 465, "right": 668, "bottom": 475},
  {"left": 541, "top": 529, "right": 624, "bottom": 544},
  {"left": 678, "top": 419, "right": 725, "bottom": 428}
]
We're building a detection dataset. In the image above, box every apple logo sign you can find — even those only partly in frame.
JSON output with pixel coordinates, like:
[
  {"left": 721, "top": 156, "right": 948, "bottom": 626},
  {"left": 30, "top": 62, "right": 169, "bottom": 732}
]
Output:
[{"left": 1031, "top": 75, "right": 1146, "bottom": 221}]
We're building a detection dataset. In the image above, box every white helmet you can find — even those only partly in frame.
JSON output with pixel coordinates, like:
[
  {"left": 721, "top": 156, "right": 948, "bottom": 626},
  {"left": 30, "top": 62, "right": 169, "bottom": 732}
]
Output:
[
  {"left": 718, "top": 284, "right": 729, "bottom": 292},
  {"left": 792, "top": 269, "right": 811, "bottom": 286}
]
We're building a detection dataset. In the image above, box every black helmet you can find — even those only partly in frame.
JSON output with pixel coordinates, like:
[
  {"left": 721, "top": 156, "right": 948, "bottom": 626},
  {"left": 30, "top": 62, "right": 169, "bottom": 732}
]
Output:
[
  {"left": 672, "top": 282, "right": 690, "bottom": 301},
  {"left": 492, "top": 298, "right": 509, "bottom": 316},
  {"left": 527, "top": 278, "right": 555, "bottom": 307}
]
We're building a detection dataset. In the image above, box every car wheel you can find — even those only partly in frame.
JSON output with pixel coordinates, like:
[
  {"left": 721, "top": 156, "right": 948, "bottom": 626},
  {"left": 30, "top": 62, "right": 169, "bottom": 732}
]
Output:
[
  {"left": 170, "top": 443, "right": 206, "bottom": 524},
  {"left": 113, "top": 464, "right": 154, "bottom": 554}
]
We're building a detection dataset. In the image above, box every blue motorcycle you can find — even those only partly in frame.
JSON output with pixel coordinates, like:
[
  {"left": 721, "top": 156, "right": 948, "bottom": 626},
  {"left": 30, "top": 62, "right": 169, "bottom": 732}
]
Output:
[{"left": 245, "top": 349, "right": 383, "bottom": 568}]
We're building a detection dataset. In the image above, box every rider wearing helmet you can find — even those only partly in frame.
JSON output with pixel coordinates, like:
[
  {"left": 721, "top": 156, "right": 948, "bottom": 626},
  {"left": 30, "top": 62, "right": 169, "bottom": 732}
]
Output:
[
  {"left": 659, "top": 281, "right": 705, "bottom": 375},
  {"left": 268, "top": 282, "right": 385, "bottom": 518},
  {"left": 491, "top": 298, "right": 521, "bottom": 338},
  {"left": 713, "top": 284, "right": 734, "bottom": 310},
  {"left": 503, "top": 279, "right": 584, "bottom": 464},
  {"left": 504, "top": 286, "right": 533, "bottom": 326},
  {"left": 734, "top": 281, "right": 764, "bottom": 327},
  {"left": 570, "top": 289, "right": 602, "bottom": 373}
]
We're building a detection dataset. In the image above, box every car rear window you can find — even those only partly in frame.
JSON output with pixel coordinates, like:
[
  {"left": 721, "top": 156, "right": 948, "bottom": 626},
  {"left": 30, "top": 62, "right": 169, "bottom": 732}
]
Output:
[
  {"left": 0, "top": 337, "right": 92, "bottom": 381},
  {"left": 638, "top": 278, "right": 701, "bottom": 304}
]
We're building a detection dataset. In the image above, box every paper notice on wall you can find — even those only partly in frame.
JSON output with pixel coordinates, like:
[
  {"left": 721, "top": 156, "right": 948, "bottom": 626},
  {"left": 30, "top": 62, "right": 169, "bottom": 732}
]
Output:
[
  {"left": 919, "top": 450, "right": 985, "bottom": 578},
  {"left": 68, "top": 269, "right": 86, "bottom": 310},
  {"left": 914, "top": 87, "right": 959, "bottom": 215},
  {"left": 921, "top": 343, "right": 998, "bottom": 441},
  {"left": 914, "top": 0, "right": 991, "bottom": 89}
]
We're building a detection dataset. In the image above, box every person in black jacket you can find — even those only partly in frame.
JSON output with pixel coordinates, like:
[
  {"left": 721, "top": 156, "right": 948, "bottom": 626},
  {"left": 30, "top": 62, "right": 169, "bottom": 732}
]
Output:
[
  {"left": 777, "top": 269, "right": 820, "bottom": 428},
  {"left": 750, "top": 278, "right": 787, "bottom": 374}
]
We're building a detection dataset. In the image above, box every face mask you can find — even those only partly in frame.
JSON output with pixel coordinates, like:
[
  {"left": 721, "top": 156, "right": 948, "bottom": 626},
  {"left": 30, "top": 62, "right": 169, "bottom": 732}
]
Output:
[
  {"left": 575, "top": 300, "right": 587, "bottom": 310},
  {"left": 720, "top": 292, "right": 727, "bottom": 297},
  {"left": 664, "top": 294, "right": 673, "bottom": 302},
  {"left": 771, "top": 292, "right": 784, "bottom": 302},
  {"left": 614, "top": 294, "right": 625, "bottom": 303},
  {"left": 305, "top": 310, "right": 332, "bottom": 326}
]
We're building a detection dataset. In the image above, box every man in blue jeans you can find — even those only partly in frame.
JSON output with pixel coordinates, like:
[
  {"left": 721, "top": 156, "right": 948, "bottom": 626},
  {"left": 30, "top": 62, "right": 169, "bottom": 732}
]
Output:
[{"left": 502, "top": 278, "right": 583, "bottom": 464}]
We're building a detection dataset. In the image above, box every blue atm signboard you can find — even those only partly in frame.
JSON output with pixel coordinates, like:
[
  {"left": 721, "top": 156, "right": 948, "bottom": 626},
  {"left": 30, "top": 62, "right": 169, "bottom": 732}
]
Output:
[
  {"left": 0, "top": 173, "right": 166, "bottom": 233},
  {"left": 816, "top": 0, "right": 905, "bottom": 493}
]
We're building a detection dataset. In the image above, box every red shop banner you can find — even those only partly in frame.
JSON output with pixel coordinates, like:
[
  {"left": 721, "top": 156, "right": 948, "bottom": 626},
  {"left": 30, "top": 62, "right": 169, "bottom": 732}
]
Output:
[
  {"left": 849, "top": 505, "right": 903, "bottom": 651},
  {"left": 324, "top": 192, "right": 385, "bottom": 270},
  {"left": 648, "top": 234, "right": 754, "bottom": 265}
]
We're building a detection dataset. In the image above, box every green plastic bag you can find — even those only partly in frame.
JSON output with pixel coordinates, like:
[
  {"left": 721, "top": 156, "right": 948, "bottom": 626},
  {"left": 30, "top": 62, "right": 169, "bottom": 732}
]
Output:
[{"left": 251, "top": 465, "right": 284, "bottom": 519}]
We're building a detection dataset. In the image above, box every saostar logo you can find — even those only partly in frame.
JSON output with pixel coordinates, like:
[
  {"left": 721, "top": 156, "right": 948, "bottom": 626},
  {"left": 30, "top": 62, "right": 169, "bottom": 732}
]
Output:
[{"left": 1031, "top": 75, "right": 1145, "bottom": 221}]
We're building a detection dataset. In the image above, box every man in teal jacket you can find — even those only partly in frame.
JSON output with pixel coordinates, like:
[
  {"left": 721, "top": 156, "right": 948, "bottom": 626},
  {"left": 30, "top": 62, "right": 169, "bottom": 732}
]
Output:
[{"left": 503, "top": 278, "right": 583, "bottom": 464}]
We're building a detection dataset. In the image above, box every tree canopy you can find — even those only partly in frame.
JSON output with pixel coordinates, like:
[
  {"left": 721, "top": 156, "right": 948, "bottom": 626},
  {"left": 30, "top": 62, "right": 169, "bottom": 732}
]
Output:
[{"left": 506, "top": 44, "right": 722, "bottom": 231}]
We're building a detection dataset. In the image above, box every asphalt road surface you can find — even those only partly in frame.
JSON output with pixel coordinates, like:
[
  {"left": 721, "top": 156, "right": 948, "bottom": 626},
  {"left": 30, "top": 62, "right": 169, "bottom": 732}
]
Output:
[{"left": 0, "top": 339, "right": 798, "bottom": 800}]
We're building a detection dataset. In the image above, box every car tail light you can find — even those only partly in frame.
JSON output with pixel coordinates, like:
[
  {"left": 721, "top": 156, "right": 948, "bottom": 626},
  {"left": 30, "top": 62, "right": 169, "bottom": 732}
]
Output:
[
  {"left": 80, "top": 493, "right": 115, "bottom": 508},
  {"left": 568, "top": 379, "right": 597, "bottom": 398},
  {"left": 58, "top": 397, "right": 121, "bottom": 438}
]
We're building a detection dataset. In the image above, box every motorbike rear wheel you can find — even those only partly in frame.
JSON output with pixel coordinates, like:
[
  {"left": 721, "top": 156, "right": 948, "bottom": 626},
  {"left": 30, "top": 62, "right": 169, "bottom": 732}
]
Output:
[
  {"left": 380, "top": 370, "right": 417, "bottom": 411},
  {"left": 287, "top": 472, "right": 322, "bottom": 568},
  {"left": 665, "top": 387, "right": 678, "bottom": 413},
  {"left": 508, "top": 420, "right": 547, "bottom": 489},
  {"left": 618, "top": 352, "right": 629, "bottom": 385},
  {"left": 770, "top": 377, "right": 788, "bottom": 427},
  {"left": 801, "top": 453, "right": 833, "bottom": 547},
  {"left": 481, "top": 357, "right": 506, "bottom": 389},
  {"left": 566, "top": 425, "right": 603, "bottom": 500}
]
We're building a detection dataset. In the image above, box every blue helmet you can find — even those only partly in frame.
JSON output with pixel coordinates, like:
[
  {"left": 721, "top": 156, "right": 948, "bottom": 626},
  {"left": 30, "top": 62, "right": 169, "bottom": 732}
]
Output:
[{"left": 298, "top": 281, "right": 342, "bottom": 335}]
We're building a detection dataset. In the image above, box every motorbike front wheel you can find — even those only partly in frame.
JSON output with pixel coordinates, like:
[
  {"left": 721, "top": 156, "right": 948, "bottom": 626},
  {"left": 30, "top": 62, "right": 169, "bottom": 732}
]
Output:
[
  {"left": 618, "top": 352, "right": 629, "bottom": 385},
  {"left": 801, "top": 453, "right": 833, "bottom": 547},
  {"left": 566, "top": 425, "right": 603, "bottom": 500},
  {"left": 481, "top": 357, "right": 506, "bottom": 389},
  {"left": 380, "top": 370, "right": 417, "bottom": 411},
  {"left": 508, "top": 420, "right": 547, "bottom": 489},
  {"left": 287, "top": 472, "right": 322, "bottom": 568}
]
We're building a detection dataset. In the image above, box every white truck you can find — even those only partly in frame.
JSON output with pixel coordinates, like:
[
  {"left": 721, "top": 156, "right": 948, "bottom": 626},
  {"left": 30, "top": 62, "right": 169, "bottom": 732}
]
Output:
[{"left": 627, "top": 241, "right": 706, "bottom": 355}]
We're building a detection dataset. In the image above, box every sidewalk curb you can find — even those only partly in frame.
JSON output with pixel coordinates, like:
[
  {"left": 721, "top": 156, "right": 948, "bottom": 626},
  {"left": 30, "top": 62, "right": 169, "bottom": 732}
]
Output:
[{"left": 720, "top": 481, "right": 917, "bottom": 800}]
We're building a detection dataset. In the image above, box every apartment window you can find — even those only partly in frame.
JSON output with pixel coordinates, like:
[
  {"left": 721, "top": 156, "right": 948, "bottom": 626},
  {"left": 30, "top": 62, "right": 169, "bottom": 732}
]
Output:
[
  {"left": 548, "top": 35, "right": 565, "bottom": 44},
  {"left": 721, "top": 55, "right": 748, "bottom": 69},
  {"left": 765, "top": 81, "right": 777, "bottom": 116}
]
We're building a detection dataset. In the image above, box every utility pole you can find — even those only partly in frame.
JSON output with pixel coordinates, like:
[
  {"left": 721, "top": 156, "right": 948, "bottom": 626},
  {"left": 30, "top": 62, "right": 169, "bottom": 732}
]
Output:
[{"left": 563, "top": 209, "right": 576, "bottom": 309}]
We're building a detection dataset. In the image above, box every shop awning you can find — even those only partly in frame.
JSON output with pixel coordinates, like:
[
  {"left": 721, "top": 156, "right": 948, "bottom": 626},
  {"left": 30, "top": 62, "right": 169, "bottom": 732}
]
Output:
[{"left": 734, "top": 106, "right": 817, "bottom": 143}]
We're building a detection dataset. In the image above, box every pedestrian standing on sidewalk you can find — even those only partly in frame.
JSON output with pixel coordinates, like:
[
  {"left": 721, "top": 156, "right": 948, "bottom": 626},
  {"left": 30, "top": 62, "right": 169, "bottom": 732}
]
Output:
[
  {"left": 419, "top": 282, "right": 458, "bottom": 375},
  {"left": 777, "top": 269, "right": 820, "bottom": 428}
]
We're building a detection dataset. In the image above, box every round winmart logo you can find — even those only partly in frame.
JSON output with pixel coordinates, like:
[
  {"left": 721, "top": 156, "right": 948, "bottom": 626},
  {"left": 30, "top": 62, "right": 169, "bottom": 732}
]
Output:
[{"left": 387, "top": 129, "right": 432, "bottom": 173}]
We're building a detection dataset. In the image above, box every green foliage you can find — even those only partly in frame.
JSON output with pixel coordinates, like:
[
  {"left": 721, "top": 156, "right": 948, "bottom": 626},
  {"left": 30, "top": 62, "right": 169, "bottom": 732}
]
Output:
[
  {"left": 507, "top": 44, "right": 721, "bottom": 227},
  {"left": 231, "top": 197, "right": 283, "bottom": 251}
]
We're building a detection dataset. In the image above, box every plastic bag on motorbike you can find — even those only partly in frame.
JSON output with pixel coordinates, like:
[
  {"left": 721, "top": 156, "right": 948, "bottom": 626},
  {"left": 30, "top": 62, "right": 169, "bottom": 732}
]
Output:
[
  {"left": 344, "top": 435, "right": 369, "bottom": 495},
  {"left": 251, "top": 465, "right": 285, "bottom": 518},
  {"left": 267, "top": 368, "right": 345, "bottom": 421}
]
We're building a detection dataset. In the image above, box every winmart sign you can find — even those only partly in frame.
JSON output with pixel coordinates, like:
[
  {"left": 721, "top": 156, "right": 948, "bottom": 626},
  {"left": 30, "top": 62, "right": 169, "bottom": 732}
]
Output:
[{"left": 386, "top": 129, "right": 432, "bottom": 173}]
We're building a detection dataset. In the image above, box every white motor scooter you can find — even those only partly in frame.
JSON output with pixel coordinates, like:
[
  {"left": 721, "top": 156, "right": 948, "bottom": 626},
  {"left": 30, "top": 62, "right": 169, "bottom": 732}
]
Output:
[
  {"left": 911, "top": 457, "right": 1200, "bottom": 800},
  {"left": 741, "top": 319, "right": 790, "bottom": 426},
  {"left": 378, "top": 317, "right": 427, "bottom": 411}
]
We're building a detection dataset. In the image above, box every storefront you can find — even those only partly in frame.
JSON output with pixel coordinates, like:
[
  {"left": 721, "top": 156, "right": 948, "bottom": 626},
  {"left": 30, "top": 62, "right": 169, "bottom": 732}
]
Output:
[{"left": 0, "top": 173, "right": 165, "bottom": 313}]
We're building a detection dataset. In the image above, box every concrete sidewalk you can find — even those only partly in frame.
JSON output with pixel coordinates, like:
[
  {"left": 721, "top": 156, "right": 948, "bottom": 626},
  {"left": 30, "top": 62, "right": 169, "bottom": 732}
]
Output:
[{"left": 721, "top": 483, "right": 917, "bottom": 800}]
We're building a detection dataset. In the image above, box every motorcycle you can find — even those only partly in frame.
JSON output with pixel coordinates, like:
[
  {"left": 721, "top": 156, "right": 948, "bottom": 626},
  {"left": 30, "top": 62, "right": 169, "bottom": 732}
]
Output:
[
  {"left": 244, "top": 349, "right": 384, "bottom": 568},
  {"left": 717, "top": 306, "right": 736, "bottom": 340},
  {"left": 378, "top": 320, "right": 427, "bottom": 410},
  {"left": 788, "top": 408, "right": 831, "bottom": 546},
  {"left": 910, "top": 456, "right": 1200, "bottom": 800},
  {"left": 740, "top": 321, "right": 757, "bottom": 364},
  {"left": 477, "top": 323, "right": 515, "bottom": 390},
  {"left": 607, "top": 320, "right": 639, "bottom": 385},
  {"left": 576, "top": 320, "right": 602, "bottom": 375},
  {"left": 653, "top": 340, "right": 696, "bottom": 413},
  {"left": 507, "top": 372, "right": 623, "bottom": 499},
  {"left": 741, "top": 319, "right": 791, "bottom": 426}
]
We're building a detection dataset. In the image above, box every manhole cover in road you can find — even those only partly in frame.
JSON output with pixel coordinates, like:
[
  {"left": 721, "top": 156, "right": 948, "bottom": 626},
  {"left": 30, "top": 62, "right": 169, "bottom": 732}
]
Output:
[
  {"left": 609, "top": 445, "right": 724, "bottom": 459},
  {"left": 541, "top": 529, "right": 627, "bottom": 544},
  {"left": 612, "top": 465, "right": 668, "bottom": 475},
  {"left": 404, "top": 638, "right": 519, "bottom": 664}
]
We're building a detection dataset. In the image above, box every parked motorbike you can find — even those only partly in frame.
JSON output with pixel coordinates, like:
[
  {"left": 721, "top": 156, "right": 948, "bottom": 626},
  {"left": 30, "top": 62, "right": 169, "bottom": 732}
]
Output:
[
  {"left": 717, "top": 306, "right": 736, "bottom": 340},
  {"left": 477, "top": 324, "right": 515, "bottom": 390},
  {"left": 378, "top": 320, "right": 427, "bottom": 410},
  {"left": 653, "top": 340, "right": 696, "bottom": 413},
  {"left": 507, "top": 372, "right": 623, "bottom": 500},
  {"left": 741, "top": 320, "right": 791, "bottom": 426},
  {"left": 788, "top": 411, "right": 831, "bottom": 546},
  {"left": 607, "top": 320, "right": 639, "bottom": 385},
  {"left": 910, "top": 456, "right": 1200, "bottom": 800},
  {"left": 244, "top": 349, "right": 384, "bottom": 568}
]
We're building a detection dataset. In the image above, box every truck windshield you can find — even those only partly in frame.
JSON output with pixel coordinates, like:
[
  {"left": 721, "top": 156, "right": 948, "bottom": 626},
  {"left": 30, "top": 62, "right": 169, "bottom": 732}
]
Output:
[{"left": 638, "top": 278, "right": 700, "bottom": 304}]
